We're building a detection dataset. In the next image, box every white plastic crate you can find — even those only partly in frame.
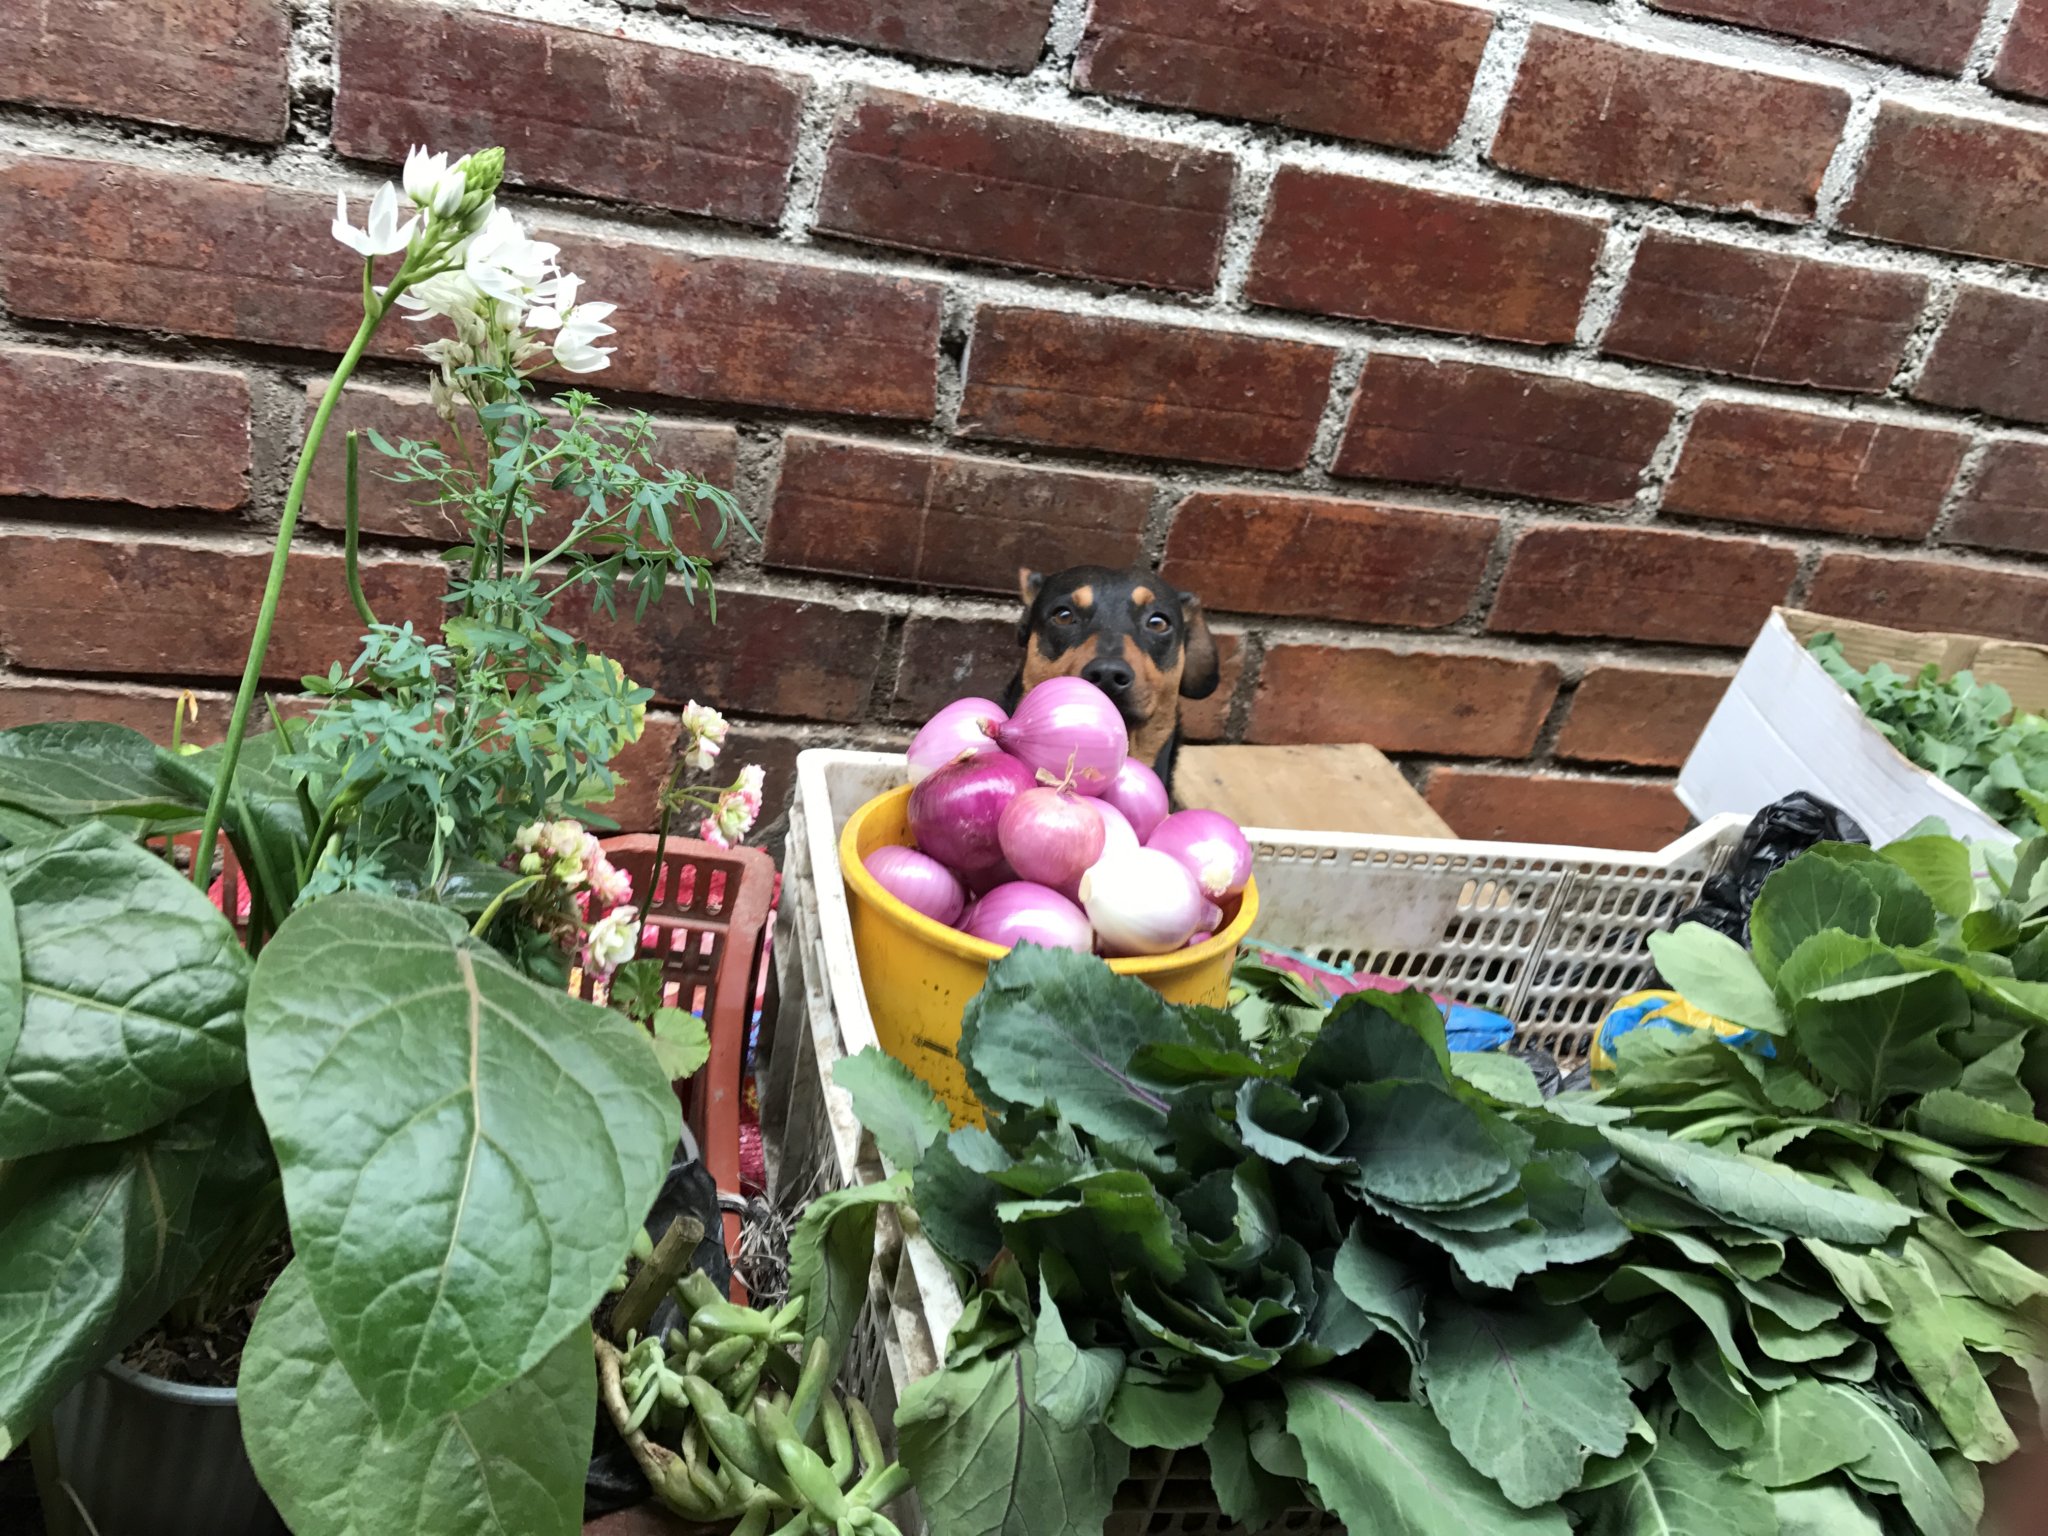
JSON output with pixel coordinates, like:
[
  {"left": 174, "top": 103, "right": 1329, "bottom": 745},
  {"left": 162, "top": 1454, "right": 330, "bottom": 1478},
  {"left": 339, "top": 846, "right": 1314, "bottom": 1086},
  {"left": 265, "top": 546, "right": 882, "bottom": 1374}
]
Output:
[{"left": 758, "top": 750, "right": 1748, "bottom": 1535}]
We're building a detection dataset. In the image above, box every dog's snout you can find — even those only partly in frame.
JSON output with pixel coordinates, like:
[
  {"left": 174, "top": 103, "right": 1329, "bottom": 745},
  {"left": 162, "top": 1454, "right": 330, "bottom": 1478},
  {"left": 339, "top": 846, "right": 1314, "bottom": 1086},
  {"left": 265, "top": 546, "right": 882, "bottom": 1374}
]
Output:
[{"left": 1081, "top": 658, "right": 1135, "bottom": 694}]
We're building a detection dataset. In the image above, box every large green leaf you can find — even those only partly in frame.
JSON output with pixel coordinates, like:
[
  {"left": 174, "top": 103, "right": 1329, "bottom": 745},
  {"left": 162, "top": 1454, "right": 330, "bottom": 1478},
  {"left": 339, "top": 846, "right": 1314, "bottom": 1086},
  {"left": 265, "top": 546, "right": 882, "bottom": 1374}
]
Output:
[
  {"left": 1880, "top": 836, "right": 1976, "bottom": 918},
  {"left": 1743, "top": 1380, "right": 1877, "bottom": 1487},
  {"left": 0, "top": 822, "right": 249, "bottom": 1158},
  {"left": 245, "top": 893, "right": 678, "bottom": 1433},
  {"left": 0, "top": 722, "right": 198, "bottom": 820},
  {"left": 958, "top": 946, "right": 1185, "bottom": 1143},
  {"left": 1331, "top": 1223, "right": 1424, "bottom": 1365},
  {"left": 1601, "top": 1126, "right": 1908, "bottom": 1243},
  {"left": 1821, "top": 1385, "right": 1975, "bottom": 1536},
  {"left": 1795, "top": 968, "right": 1966, "bottom": 1107},
  {"left": 1907, "top": 1088, "right": 2048, "bottom": 1149},
  {"left": 788, "top": 1171, "right": 912, "bottom": 1378},
  {"left": 1283, "top": 1378, "right": 1568, "bottom": 1536},
  {"left": 1646, "top": 927, "right": 1785, "bottom": 1035},
  {"left": 0, "top": 882, "right": 19, "bottom": 1073},
  {"left": 1420, "top": 1299, "right": 1632, "bottom": 1507},
  {"left": 1868, "top": 1251, "right": 2017, "bottom": 1461},
  {"left": 1341, "top": 1082, "right": 1516, "bottom": 1205},
  {"left": 897, "top": 1343, "right": 1129, "bottom": 1536},
  {"left": 0, "top": 1090, "right": 272, "bottom": 1455},
  {"left": 1750, "top": 857, "right": 1880, "bottom": 983},
  {"left": 1771, "top": 1482, "right": 1883, "bottom": 1536},
  {"left": 239, "top": 1259, "right": 590, "bottom": 1536},
  {"left": 1030, "top": 1255, "right": 1121, "bottom": 1433},
  {"left": 834, "top": 1046, "right": 950, "bottom": 1170},
  {"left": 1576, "top": 1432, "right": 1775, "bottom": 1536}
]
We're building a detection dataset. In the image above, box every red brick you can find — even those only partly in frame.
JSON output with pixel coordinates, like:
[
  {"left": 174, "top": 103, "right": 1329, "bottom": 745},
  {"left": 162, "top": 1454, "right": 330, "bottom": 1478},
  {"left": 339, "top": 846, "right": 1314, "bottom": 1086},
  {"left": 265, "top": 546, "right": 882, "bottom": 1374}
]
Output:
[
  {"left": 1805, "top": 553, "right": 2048, "bottom": 646},
  {"left": 891, "top": 616, "right": 1018, "bottom": 723},
  {"left": 1945, "top": 440, "right": 2048, "bottom": 557},
  {"left": 1993, "top": 0, "right": 2048, "bottom": 101},
  {"left": 1333, "top": 355, "right": 1675, "bottom": 507},
  {"left": 548, "top": 229, "right": 942, "bottom": 421},
  {"left": 957, "top": 306, "right": 1336, "bottom": 471},
  {"left": 668, "top": 0, "right": 1055, "bottom": 72},
  {"left": 1602, "top": 232, "right": 1926, "bottom": 394},
  {"left": 1245, "top": 169, "right": 1606, "bottom": 345},
  {"left": 1248, "top": 645, "right": 1561, "bottom": 758},
  {"left": 1427, "top": 768, "right": 1690, "bottom": 852},
  {"left": 334, "top": 0, "right": 803, "bottom": 228},
  {"left": 1554, "top": 666, "right": 1732, "bottom": 769},
  {"left": 1643, "top": 0, "right": 1987, "bottom": 74},
  {"left": 1487, "top": 524, "right": 1798, "bottom": 648},
  {"left": 1662, "top": 401, "right": 1968, "bottom": 541},
  {"left": 814, "top": 90, "right": 1233, "bottom": 292},
  {"left": 765, "top": 432, "right": 1151, "bottom": 594},
  {"left": 589, "top": 715, "right": 682, "bottom": 833},
  {"left": 1911, "top": 286, "right": 2048, "bottom": 426},
  {"left": 300, "top": 380, "right": 738, "bottom": 555},
  {"left": 0, "top": 682, "right": 233, "bottom": 741},
  {"left": 1490, "top": 27, "right": 1850, "bottom": 222},
  {"left": 1158, "top": 490, "right": 1496, "bottom": 627},
  {"left": 1840, "top": 104, "right": 2048, "bottom": 267},
  {"left": 565, "top": 588, "right": 889, "bottom": 723},
  {"left": 1074, "top": 0, "right": 1493, "bottom": 154},
  {"left": 0, "top": 0, "right": 289, "bottom": 142},
  {"left": 0, "top": 535, "right": 446, "bottom": 682},
  {"left": 0, "top": 348, "right": 248, "bottom": 511}
]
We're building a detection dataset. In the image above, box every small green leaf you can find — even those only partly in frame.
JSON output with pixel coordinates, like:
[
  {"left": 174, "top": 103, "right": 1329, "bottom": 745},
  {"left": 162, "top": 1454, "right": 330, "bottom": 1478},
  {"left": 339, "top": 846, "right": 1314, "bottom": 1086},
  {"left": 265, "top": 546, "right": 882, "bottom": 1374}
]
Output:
[
  {"left": 1771, "top": 1481, "right": 1883, "bottom": 1536},
  {"left": 1665, "top": 1346, "right": 1762, "bottom": 1453},
  {"left": 1451, "top": 1051, "right": 1545, "bottom": 1106},
  {"left": 1574, "top": 1432, "right": 1775, "bottom": 1536},
  {"left": 1342, "top": 1082, "right": 1515, "bottom": 1206},
  {"left": 1750, "top": 857, "right": 1881, "bottom": 983},
  {"left": 648, "top": 1007, "right": 709, "bottom": 1082},
  {"left": 1331, "top": 1223, "right": 1424, "bottom": 1365},
  {"left": 834, "top": 1046, "right": 950, "bottom": 1171},
  {"left": 1106, "top": 1374, "right": 1223, "bottom": 1451},
  {"left": 1648, "top": 926, "right": 1786, "bottom": 1034},
  {"left": 1030, "top": 1255, "right": 1121, "bottom": 1433},
  {"left": 0, "top": 883, "right": 19, "bottom": 1074},
  {"left": 1822, "top": 1385, "right": 1975, "bottom": 1536},
  {"left": 1907, "top": 1088, "right": 2048, "bottom": 1150},
  {"left": 1205, "top": 1402, "right": 1294, "bottom": 1532},
  {"left": 1880, "top": 836, "right": 1976, "bottom": 918},
  {"left": 1601, "top": 1126, "right": 1909, "bottom": 1243},
  {"left": 1795, "top": 968, "right": 1967, "bottom": 1106},
  {"left": 788, "top": 1171, "right": 912, "bottom": 1380}
]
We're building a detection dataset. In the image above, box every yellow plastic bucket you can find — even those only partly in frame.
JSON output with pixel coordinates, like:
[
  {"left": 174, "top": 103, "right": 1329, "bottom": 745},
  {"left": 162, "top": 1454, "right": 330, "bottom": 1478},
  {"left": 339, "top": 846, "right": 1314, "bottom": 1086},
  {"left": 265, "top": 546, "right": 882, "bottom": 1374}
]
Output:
[{"left": 838, "top": 784, "right": 1260, "bottom": 1126}]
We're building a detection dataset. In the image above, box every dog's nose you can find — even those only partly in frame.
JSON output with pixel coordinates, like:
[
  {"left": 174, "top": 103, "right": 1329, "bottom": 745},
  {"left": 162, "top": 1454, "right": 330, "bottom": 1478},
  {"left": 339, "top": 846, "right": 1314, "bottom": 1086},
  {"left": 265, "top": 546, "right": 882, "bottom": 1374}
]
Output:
[{"left": 1081, "top": 658, "right": 1135, "bottom": 694}]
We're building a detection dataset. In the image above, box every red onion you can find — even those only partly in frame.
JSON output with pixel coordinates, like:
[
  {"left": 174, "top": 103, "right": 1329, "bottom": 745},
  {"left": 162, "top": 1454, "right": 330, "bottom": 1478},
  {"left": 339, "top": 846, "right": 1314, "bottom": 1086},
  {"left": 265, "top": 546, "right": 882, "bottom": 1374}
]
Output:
[
  {"left": 1147, "top": 810, "right": 1253, "bottom": 900},
  {"left": 1100, "top": 759, "right": 1170, "bottom": 843},
  {"left": 997, "top": 787, "right": 1105, "bottom": 892},
  {"left": 964, "top": 857, "right": 1018, "bottom": 896},
  {"left": 995, "top": 677, "right": 1127, "bottom": 797},
  {"left": 864, "top": 845, "right": 966, "bottom": 926},
  {"left": 1090, "top": 800, "right": 1140, "bottom": 860},
  {"left": 1080, "top": 848, "right": 1208, "bottom": 956},
  {"left": 907, "top": 697, "right": 1008, "bottom": 784},
  {"left": 908, "top": 753, "right": 1036, "bottom": 877},
  {"left": 962, "top": 881, "right": 1093, "bottom": 953},
  {"left": 1188, "top": 932, "right": 1214, "bottom": 948}
]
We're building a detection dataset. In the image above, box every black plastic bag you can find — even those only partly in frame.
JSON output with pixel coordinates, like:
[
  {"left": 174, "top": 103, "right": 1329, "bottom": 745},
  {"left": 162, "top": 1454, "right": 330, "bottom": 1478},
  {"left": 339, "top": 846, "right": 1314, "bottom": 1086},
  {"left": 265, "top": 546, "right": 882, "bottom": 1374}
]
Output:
[
  {"left": 1665, "top": 792, "right": 1867, "bottom": 950},
  {"left": 584, "top": 1138, "right": 732, "bottom": 1520}
]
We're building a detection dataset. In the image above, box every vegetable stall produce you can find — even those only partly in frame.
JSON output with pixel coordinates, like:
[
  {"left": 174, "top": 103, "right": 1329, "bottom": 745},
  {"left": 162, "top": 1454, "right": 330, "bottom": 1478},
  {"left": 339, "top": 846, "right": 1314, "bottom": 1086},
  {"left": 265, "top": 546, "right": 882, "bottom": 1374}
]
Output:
[{"left": 832, "top": 822, "right": 2048, "bottom": 1536}]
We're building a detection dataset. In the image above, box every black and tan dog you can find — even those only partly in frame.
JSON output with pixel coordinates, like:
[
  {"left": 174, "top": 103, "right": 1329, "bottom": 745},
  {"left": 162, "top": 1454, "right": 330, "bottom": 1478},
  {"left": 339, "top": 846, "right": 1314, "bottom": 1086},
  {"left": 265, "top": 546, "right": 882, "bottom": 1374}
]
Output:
[{"left": 1004, "top": 565, "right": 1219, "bottom": 794}]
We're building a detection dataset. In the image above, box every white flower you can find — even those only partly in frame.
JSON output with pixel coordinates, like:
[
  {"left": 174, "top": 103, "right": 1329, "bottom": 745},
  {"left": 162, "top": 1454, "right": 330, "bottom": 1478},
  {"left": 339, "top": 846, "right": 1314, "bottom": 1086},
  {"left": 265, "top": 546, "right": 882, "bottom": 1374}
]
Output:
[
  {"left": 738, "top": 764, "right": 765, "bottom": 800},
  {"left": 550, "top": 302, "right": 618, "bottom": 374},
  {"left": 397, "top": 268, "right": 487, "bottom": 324},
  {"left": 463, "top": 208, "right": 560, "bottom": 306},
  {"left": 523, "top": 271, "right": 583, "bottom": 330},
  {"left": 584, "top": 905, "right": 640, "bottom": 977},
  {"left": 402, "top": 146, "right": 467, "bottom": 218},
  {"left": 332, "top": 182, "right": 418, "bottom": 258},
  {"left": 680, "top": 702, "right": 728, "bottom": 771}
]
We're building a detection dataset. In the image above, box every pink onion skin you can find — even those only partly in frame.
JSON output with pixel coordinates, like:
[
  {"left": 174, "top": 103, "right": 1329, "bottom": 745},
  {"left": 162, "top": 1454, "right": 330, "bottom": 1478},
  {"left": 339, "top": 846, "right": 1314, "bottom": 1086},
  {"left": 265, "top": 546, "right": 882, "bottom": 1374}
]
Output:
[
  {"left": 1147, "top": 810, "right": 1253, "bottom": 900},
  {"left": 1188, "top": 932, "right": 1215, "bottom": 948},
  {"left": 962, "top": 881, "right": 1093, "bottom": 953},
  {"left": 907, "top": 697, "right": 1008, "bottom": 784},
  {"left": 998, "top": 787, "right": 1106, "bottom": 891},
  {"left": 864, "top": 845, "right": 967, "bottom": 926},
  {"left": 1100, "top": 759, "right": 1170, "bottom": 843},
  {"left": 1080, "top": 848, "right": 1208, "bottom": 956},
  {"left": 995, "top": 677, "right": 1128, "bottom": 797},
  {"left": 1091, "top": 800, "right": 1140, "bottom": 859},
  {"left": 908, "top": 753, "right": 1037, "bottom": 876}
]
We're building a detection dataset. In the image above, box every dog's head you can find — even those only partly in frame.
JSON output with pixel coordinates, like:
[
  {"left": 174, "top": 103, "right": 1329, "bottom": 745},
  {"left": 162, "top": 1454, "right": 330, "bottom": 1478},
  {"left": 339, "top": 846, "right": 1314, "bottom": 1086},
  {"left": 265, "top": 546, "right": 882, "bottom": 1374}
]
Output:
[{"left": 1015, "top": 565, "right": 1219, "bottom": 764}]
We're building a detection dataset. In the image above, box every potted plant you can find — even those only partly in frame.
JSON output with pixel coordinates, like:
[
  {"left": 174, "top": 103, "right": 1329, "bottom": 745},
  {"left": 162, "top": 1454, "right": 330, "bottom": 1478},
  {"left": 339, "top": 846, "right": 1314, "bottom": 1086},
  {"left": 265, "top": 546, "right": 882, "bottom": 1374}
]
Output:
[{"left": 0, "top": 142, "right": 770, "bottom": 1536}]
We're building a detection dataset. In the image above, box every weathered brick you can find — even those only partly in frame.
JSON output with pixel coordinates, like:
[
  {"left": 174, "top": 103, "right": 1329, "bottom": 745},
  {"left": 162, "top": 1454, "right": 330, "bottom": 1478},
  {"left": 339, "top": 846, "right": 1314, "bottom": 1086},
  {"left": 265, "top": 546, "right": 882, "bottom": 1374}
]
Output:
[
  {"left": 1426, "top": 768, "right": 1690, "bottom": 852},
  {"left": 0, "top": 0, "right": 289, "bottom": 142},
  {"left": 1074, "top": 0, "right": 1493, "bottom": 154},
  {"left": 1602, "top": 232, "right": 1927, "bottom": 393},
  {"left": 1662, "top": 401, "right": 1968, "bottom": 541},
  {"left": 891, "top": 616, "right": 1018, "bottom": 723},
  {"left": 1247, "top": 645, "right": 1562, "bottom": 758},
  {"left": 1245, "top": 169, "right": 1606, "bottom": 345},
  {"left": 334, "top": 0, "right": 803, "bottom": 228},
  {"left": 1490, "top": 27, "right": 1850, "bottom": 222},
  {"left": 765, "top": 432, "right": 1151, "bottom": 594},
  {"left": 1840, "top": 104, "right": 2048, "bottom": 267},
  {"left": 668, "top": 0, "right": 1055, "bottom": 72},
  {"left": 0, "top": 682, "right": 232, "bottom": 741},
  {"left": 1643, "top": 0, "right": 1987, "bottom": 74},
  {"left": 1176, "top": 630, "right": 1243, "bottom": 743},
  {"left": 0, "top": 348, "right": 249, "bottom": 511},
  {"left": 548, "top": 229, "right": 942, "bottom": 421},
  {"left": 815, "top": 90, "right": 1233, "bottom": 292},
  {"left": 300, "top": 380, "right": 737, "bottom": 556},
  {"left": 1158, "top": 490, "right": 1496, "bottom": 627},
  {"left": 957, "top": 306, "right": 1337, "bottom": 471},
  {"left": 1911, "top": 286, "right": 2048, "bottom": 426},
  {"left": 591, "top": 715, "right": 683, "bottom": 833},
  {"left": 1554, "top": 666, "right": 1733, "bottom": 769},
  {"left": 1333, "top": 355, "right": 1675, "bottom": 507},
  {"left": 566, "top": 587, "right": 890, "bottom": 722},
  {"left": 0, "top": 535, "right": 446, "bottom": 681},
  {"left": 1805, "top": 553, "right": 2048, "bottom": 646},
  {"left": 1945, "top": 440, "right": 2048, "bottom": 557},
  {"left": 1487, "top": 524, "right": 1798, "bottom": 648},
  {"left": 1993, "top": 0, "right": 2048, "bottom": 101}
]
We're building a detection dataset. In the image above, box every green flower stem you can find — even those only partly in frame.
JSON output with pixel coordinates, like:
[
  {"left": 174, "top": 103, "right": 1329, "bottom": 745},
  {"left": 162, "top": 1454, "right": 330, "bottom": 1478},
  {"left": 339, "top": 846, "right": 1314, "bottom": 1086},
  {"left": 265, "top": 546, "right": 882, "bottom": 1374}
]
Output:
[
  {"left": 343, "top": 429, "right": 379, "bottom": 629},
  {"left": 192, "top": 284, "right": 396, "bottom": 889},
  {"left": 471, "top": 872, "right": 543, "bottom": 938}
]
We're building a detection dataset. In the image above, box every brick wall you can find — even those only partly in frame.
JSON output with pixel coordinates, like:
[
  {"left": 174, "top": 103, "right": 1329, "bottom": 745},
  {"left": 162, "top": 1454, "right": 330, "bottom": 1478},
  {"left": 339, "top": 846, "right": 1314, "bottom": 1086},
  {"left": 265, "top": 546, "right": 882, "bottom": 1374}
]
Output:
[{"left": 5, "top": 0, "right": 2048, "bottom": 850}]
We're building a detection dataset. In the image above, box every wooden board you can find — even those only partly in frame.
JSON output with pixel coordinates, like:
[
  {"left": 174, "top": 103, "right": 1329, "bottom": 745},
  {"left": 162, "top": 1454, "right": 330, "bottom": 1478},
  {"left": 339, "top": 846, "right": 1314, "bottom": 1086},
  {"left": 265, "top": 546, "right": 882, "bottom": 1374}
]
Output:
[{"left": 1175, "top": 744, "right": 1455, "bottom": 839}]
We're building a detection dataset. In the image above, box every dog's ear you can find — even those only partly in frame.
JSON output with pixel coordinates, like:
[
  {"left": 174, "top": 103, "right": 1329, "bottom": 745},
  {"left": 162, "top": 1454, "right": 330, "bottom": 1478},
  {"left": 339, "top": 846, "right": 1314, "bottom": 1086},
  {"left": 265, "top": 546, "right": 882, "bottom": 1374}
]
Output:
[
  {"left": 1016, "top": 567, "right": 1044, "bottom": 644},
  {"left": 1178, "top": 590, "right": 1220, "bottom": 699}
]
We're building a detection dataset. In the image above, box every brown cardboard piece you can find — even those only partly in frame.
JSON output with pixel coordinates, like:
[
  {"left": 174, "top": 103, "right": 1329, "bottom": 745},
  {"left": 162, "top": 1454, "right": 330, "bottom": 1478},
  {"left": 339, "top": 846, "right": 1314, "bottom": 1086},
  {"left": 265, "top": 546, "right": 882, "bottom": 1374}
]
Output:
[
  {"left": 1175, "top": 744, "right": 1455, "bottom": 838},
  {"left": 1781, "top": 609, "right": 2048, "bottom": 713}
]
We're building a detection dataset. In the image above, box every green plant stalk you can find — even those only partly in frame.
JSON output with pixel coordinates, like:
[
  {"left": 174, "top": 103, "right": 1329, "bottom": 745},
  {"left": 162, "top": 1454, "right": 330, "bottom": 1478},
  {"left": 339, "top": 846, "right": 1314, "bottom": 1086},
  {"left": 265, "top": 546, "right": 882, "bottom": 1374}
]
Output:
[
  {"left": 192, "top": 287, "right": 397, "bottom": 889},
  {"left": 470, "top": 871, "right": 542, "bottom": 937},
  {"left": 343, "top": 429, "right": 379, "bottom": 629}
]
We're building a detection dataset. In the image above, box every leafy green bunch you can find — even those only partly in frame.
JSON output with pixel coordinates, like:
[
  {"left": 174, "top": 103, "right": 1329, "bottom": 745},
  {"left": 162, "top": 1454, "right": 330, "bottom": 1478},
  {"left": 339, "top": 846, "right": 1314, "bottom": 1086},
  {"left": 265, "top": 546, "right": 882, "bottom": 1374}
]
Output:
[
  {"left": 1811, "top": 631, "right": 2048, "bottom": 836},
  {"left": 838, "top": 946, "right": 1641, "bottom": 1536}
]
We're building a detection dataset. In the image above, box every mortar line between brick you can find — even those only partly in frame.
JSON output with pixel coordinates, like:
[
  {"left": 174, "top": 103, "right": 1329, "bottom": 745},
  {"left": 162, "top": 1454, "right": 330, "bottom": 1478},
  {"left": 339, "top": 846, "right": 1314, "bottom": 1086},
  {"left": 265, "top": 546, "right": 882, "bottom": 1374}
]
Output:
[
  {"left": 1968, "top": 0, "right": 2029, "bottom": 83},
  {"left": 1811, "top": 85, "right": 1885, "bottom": 233},
  {"left": 1930, "top": 434, "right": 1998, "bottom": 545},
  {"left": 1448, "top": 11, "right": 1532, "bottom": 167}
]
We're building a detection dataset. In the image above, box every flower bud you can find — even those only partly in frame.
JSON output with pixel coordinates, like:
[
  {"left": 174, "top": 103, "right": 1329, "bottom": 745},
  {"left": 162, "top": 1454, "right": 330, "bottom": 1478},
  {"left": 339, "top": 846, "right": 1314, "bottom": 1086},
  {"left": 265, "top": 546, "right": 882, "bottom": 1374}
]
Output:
[{"left": 460, "top": 147, "right": 506, "bottom": 205}]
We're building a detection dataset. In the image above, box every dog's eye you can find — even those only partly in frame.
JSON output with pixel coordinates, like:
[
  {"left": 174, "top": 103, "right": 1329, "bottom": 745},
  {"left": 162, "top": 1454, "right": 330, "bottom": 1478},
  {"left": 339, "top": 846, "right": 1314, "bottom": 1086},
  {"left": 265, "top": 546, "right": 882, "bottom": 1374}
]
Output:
[
  {"left": 1050, "top": 605, "right": 1077, "bottom": 626},
  {"left": 1144, "top": 613, "right": 1172, "bottom": 633}
]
